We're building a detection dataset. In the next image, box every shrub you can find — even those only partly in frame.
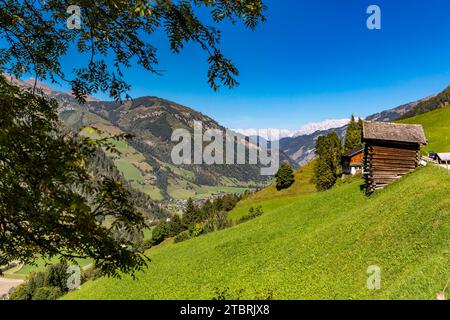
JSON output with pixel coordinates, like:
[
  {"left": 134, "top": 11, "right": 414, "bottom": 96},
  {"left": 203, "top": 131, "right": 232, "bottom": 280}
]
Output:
[
  {"left": 32, "top": 287, "right": 62, "bottom": 300},
  {"left": 238, "top": 206, "right": 263, "bottom": 224},
  {"left": 9, "top": 262, "right": 81, "bottom": 300},
  {"left": 174, "top": 231, "right": 190, "bottom": 243},
  {"left": 312, "top": 133, "right": 342, "bottom": 191},
  {"left": 151, "top": 221, "right": 170, "bottom": 245},
  {"left": 142, "top": 239, "right": 154, "bottom": 250},
  {"left": 191, "top": 223, "right": 205, "bottom": 238},
  {"left": 9, "top": 283, "right": 32, "bottom": 300},
  {"left": 45, "top": 263, "right": 69, "bottom": 293},
  {"left": 204, "top": 211, "right": 233, "bottom": 232},
  {"left": 275, "top": 163, "right": 295, "bottom": 190}
]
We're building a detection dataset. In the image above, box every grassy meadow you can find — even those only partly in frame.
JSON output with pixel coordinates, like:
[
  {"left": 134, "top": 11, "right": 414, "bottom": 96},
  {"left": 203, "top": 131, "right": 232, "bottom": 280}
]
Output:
[
  {"left": 65, "top": 165, "right": 450, "bottom": 300},
  {"left": 229, "top": 160, "right": 316, "bottom": 221},
  {"left": 398, "top": 105, "right": 450, "bottom": 154}
]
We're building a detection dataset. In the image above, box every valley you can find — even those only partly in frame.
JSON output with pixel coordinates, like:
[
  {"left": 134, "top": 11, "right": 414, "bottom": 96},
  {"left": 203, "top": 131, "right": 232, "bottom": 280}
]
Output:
[
  {"left": 5, "top": 76, "right": 450, "bottom": 301},
  {"left": 64, "top": 88, "right": 450, "bottom": 300}
]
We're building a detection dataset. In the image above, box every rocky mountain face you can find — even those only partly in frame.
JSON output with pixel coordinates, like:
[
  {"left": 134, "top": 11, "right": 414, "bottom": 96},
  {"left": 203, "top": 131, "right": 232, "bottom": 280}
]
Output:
[{"left": 280, "top": 126, "right": 348, "bottom": 167}]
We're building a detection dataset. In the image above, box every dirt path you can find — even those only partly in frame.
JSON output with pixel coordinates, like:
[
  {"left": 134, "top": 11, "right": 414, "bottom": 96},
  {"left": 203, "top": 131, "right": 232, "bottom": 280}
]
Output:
[{"left": 0, "top": 278, "right": 23, "bottom": 296}]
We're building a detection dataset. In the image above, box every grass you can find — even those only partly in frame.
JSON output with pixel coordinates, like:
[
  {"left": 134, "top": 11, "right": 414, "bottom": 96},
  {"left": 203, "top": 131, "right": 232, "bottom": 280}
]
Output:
[
  {"left": 195, "top": 186, "right": 249, "bottom": 197},
  {"left": 65, "top": 164, "right": 450, "bottom": 300},
  {"left": 229, "top": 160, "right": 316, "bottom": 221},
  {"left": 114, "top": 159, "right": 144, "bottom": 181},
  {"left": 5, "top": 257, "right": 91, "bottom": 280},
  {"left": 144, "top": 227, "right": 155, "bottom": 240},
  {"left": 131, "top": 182, "right": 164, "bottom": 201},
  {"left": 398, "top": 105, "right": 450, "bottom": 154}
]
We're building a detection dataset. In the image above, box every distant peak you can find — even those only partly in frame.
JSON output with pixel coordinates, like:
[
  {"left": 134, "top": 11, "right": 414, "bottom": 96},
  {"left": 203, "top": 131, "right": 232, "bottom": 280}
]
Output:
[
  {"left": 232, "top": 118, "right": 355, "bottom": 141},
  {"left": 293, "top": 118, "right": 353, "bottom": 136}
]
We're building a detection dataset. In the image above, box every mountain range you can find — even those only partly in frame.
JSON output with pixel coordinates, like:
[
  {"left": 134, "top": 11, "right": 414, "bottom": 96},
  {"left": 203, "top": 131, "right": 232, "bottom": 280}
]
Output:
[
  {"left": 233, "top": 118, "right": 351, "bottom": 140},
  {"left": 9, "top": 75, "right": 449, "bottom": 201},
  {"left": 9, "top": 76, "right": 296, "bottom": 202},
  {"left": 278, "top": 91, "right": 446, "bottom": 166}
]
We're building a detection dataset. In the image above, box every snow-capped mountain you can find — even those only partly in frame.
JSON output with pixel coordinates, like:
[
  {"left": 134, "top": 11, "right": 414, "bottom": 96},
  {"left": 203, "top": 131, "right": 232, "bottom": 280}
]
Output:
[
  {"left": 231, "top": 128, "right": 295, "bottom": 140},
  {"left": 293, "top": 118, "right": 351, "bottom": 136},
  {"left": 232, "top": 118, "right": 352, "bottom": 141}
]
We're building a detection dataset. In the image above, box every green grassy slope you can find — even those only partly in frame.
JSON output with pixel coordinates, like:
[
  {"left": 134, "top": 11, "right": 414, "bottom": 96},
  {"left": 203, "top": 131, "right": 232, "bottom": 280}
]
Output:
[
  {"left": 398, "top": 105, "right": 450, "bottom": 154},
  {"left": 229, "top": 161, "right": 316, "bottom": 221},
  {"left": 66, "top": 165, "right": 450, "bottom": 300}
]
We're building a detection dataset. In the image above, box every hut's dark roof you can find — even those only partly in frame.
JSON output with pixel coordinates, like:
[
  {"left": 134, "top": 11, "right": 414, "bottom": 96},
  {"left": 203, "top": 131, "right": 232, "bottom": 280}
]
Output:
[
  {"left": 342, "top": 146, "right": 364, "bottom": 157},
  {"left": 362, "top": 121, "right": 427, "bottom": 145}
]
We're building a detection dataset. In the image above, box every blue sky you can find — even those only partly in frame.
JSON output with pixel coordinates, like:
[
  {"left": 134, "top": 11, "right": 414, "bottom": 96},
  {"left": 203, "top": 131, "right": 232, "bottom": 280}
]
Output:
[{"left": 55, "top": 0, "right": 450, "bottom": 130}]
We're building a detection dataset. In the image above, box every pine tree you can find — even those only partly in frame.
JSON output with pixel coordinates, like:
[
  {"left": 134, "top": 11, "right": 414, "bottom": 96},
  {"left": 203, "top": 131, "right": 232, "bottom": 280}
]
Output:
[
  {"left": 344, "top": 115, "right": 363, "bottom": 152},
  {"left": 275, "top": 163, "right": 295, "bottom": 191},
  {"left": 313, "top": 157, "right": 337, "bottom": 191},
  {"left": 313, "top": 132, "right": 343, "bottom": 191},
  {"left": 168, "top": 214, "right": 184, "bottom": 237},
  {"left": 183, "top": 198, "right": 199, "bottom": 229}
]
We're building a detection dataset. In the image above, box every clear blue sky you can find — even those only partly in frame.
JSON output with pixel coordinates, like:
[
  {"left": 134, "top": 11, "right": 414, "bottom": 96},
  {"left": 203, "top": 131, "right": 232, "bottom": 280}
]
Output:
[{"left": 56, "top": 0, "right": 450, "bottom": 130}]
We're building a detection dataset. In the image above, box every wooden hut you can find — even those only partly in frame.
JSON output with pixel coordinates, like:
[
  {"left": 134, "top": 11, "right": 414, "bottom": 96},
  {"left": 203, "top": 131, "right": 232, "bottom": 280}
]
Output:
[
  {"left": 436, "top": 153, "right": 450, "bottom": 165},
  {"left": 362, "top": 121, "right": 427, "bottom": 193},
  {"left": 341, "top": 146, "right": 364, "bottom": 176}
]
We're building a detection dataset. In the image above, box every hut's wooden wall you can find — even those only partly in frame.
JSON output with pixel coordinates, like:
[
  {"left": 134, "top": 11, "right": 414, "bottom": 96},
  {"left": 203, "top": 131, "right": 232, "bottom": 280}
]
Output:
[
  {"left": 350, "top": 152, "right": 364, "bottom": 165},
  {"left": 364, "top": 141, "right": 420, "bottom": 193}
]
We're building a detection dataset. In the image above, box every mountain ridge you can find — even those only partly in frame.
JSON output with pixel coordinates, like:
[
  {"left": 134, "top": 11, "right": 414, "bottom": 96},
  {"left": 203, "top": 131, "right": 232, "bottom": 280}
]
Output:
[{"left": 9, "top": 76, "right": 293, "bottom": 201}]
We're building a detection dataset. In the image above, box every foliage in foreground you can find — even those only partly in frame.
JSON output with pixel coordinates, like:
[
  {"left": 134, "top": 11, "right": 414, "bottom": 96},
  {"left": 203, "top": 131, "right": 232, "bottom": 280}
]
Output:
[
  {"left": 9, "top": 262, "right": 98, "bottom": 300},
  {"left": 1, "top": 0, "right": 266, "bottom": 101},
  {"left": 0, "top": 76, "right": 147, "bottom": 277}
]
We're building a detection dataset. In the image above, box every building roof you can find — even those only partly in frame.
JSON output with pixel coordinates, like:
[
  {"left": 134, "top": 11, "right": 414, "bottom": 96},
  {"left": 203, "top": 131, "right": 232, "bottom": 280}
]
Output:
[
  {"left": 342, "top": 146, "right": 364, "bottom": 157},
  {"left": 437, "top": 153, "right": 450, "bottom": 161},
  {"left": 362, "top": 121, "right": 427, "bottom": 145}
]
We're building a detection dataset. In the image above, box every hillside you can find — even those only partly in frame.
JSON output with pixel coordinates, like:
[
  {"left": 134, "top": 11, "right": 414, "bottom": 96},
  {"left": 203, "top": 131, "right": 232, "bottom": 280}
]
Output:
[
  {"left": 366, "top": 95, "right": 435, "bottom": 122},
  {"left": 11, "top": 77, "right": 276, "bottom": 200},
  {"left": 60, "top": 97, "right": 269, "bottom": 200},
  {"left": 65, "top": 165, "right": 450, "bottom": 300},
  {"left": 400, "top": 86, "right": 450, "bottom": 119},
  {"left": 228, "top": 160, "right": 316, "bottom": 221},
  {"left": 398, "top": 105, "right": 450, "bottom": 154}
]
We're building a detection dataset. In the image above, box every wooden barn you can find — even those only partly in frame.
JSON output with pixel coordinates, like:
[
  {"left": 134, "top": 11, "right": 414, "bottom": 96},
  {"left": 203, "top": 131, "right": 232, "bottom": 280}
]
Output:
[
  {"left": 436, "top": 153, "right": 450, "bottom": 165},
  {"left": 342, "top": 146, "right": 364, "bottom": 176},
  {"left": 362, "top": 121, "right": 427, "bottom": 193}
]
